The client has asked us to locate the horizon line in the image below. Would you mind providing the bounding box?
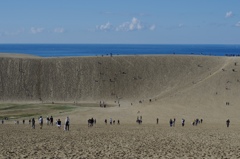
[0,43,240,45]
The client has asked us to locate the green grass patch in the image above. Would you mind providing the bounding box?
[0,103,76,119]
[0,102,102,119]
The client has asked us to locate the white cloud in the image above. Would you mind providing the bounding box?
[116,22,129,31]
[54,28,65,33]
[30,27,44,34]
[0,29,25,36]
[225,11,233,18]
[116,17,144,31]
[96,22,113,31]
[236,21,240,27]
[96,17,155,32]
[149,25,156,31]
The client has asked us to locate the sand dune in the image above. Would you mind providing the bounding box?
[0,55,230,102]
[1,54,240,158]
[1,54,240,122]
[0,53,40,58]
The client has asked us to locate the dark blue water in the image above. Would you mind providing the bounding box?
[0,44,239,57]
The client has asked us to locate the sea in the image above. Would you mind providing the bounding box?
[0,44,239,57]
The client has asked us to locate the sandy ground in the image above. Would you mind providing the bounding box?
[1,55,240,158]
[0,123,239,159]
[0,53,40,58]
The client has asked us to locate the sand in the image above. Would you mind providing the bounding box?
[0,123,239,159]
[0,53,40,58]
[1,54,240,158]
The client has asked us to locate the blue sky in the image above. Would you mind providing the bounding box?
[0,1,239,44]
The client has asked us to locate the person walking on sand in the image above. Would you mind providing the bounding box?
[181,119,185,127]
[50,116,53,126]
[169,119,173,127]
[156,118,159,124]
[110,118,112,125]
[173,118,176,127]
[39,116,43,129]
[226,119,230,127]
[32,118,35,129]
[105,119,107,125]
[57,119,61,129]
[64,117,70,131]
[46,116,50,125]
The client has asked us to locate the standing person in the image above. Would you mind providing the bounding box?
[181,119,185,127]
[39,116,43,129]
[32,118,35,129]
[105,119,107,125]
[169,119,173,127]
[46,116,50,125]
[173,118,176,127]
[110,118,112,125]
[65,117,70,131]
[226,119,230,127]
[57,119,61,129]
[156,118,159,124]
[29,119,31,125]
[50,116,53,126]
[91,118,94,126]
[23,119,25,124]
[2,119,4,124]
[196,119,199,126]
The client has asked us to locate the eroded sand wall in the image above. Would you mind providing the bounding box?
[0,56,226,102]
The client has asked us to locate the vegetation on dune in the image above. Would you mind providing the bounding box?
[0,103,97,119]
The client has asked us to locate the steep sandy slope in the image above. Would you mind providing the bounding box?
[2,54,240,124]
[139,57,240,123]
[0,55,226,103]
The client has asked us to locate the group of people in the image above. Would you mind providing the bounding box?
[88,118,96,127]
[0,116,234,129]
[29,116,70,131]
[99,101,106,108]
[192,118,203,126]
[169,118,176,127]
[46,116,54,125]
[105,118,120,125]
[169,118,203,127]
[167,118,204,127]
[155,118,204,127]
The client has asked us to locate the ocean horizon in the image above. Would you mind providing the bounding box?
[0,44,240,57]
